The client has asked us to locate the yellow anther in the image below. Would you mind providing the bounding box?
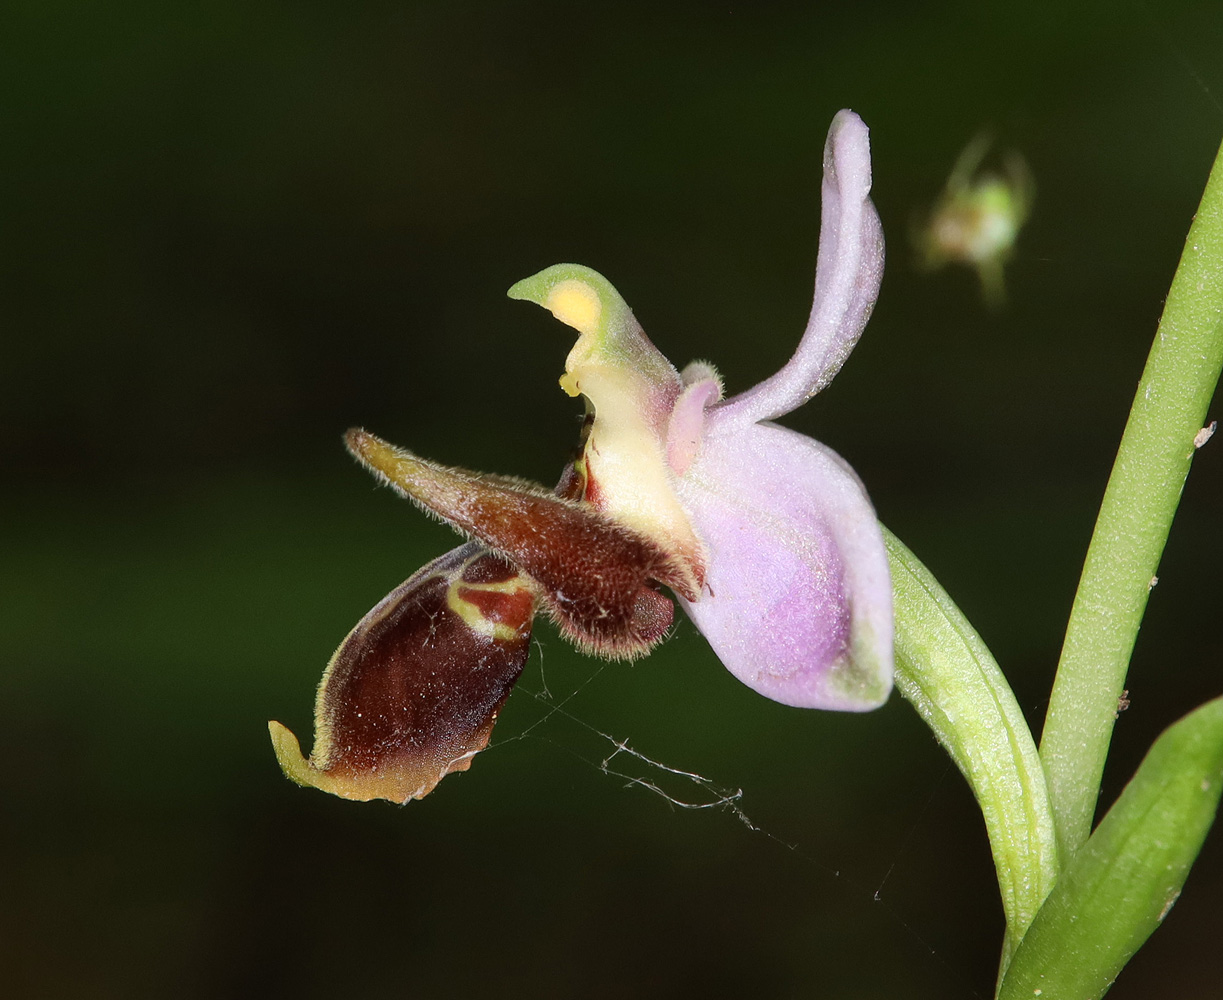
[545,279,601,335]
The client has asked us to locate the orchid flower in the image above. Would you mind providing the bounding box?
[914,132,1034,308]
[269,109,892,804]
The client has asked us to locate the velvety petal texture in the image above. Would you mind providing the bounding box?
[676,421,892,709]
[269,542,535,803]
[345,428,683,657]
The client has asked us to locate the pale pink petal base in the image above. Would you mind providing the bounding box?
[676,421,893,710]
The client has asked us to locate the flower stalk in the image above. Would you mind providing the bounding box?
[1040,135,1223,861]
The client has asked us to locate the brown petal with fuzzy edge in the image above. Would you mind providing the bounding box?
[269,541,535,803]
[346,428,685,658]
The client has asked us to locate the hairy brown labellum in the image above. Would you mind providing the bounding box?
[269,541,535,803]
[346,428,682,658]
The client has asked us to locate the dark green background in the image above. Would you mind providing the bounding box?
[4,2,1222,997]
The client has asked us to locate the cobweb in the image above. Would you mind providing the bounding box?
[476,39,1223,1000]
[490,639,982,1000]
[500,644,755,826]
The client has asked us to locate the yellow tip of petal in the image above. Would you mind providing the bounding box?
[268,720,322,789]
[268,720,467,804]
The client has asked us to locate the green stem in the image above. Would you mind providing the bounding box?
[1040,136,1223,860]
[886,528,1058,965]
[1000,696,1223,1000]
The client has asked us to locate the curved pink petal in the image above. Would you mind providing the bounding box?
[675,421,892,710]
[715,110,885,427]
